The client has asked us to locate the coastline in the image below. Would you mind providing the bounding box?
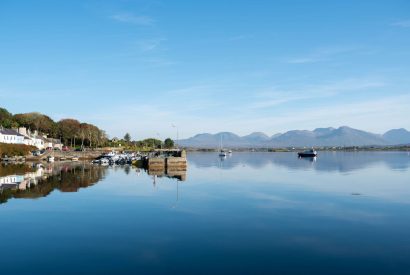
[184,145,410,152]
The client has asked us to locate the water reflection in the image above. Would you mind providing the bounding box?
[147,169,187,181]
[0,153,410,274]
[190,151,410,172]
[0,162,188,205]
[0,162,107,204]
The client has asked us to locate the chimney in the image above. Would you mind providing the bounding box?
[18,127,28,136]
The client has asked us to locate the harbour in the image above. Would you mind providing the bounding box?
[1,1,410,273]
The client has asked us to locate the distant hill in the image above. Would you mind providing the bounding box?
[383,129,410,145]
[178,126,410,148]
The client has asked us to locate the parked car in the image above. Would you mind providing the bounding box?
[62,146,70,151]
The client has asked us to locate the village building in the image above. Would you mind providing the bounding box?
[0,127,62,150]
[0,128,25,145]
[43,137,63,150]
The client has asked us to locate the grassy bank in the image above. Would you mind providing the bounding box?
[0,143,37,157]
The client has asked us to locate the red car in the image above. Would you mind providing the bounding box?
[62,146,70,151]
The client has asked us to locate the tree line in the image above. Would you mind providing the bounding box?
[1,107,176,150]
[0,107,107,148]
[112,133,175,149]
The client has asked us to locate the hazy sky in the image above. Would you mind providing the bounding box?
[1,0,409,139]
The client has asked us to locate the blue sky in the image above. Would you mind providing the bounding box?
[0,0,409,139]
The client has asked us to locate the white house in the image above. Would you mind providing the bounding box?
[0,175,25,189]
[44,137,63,150]
[20,134,44,149]
[0,128,25,145]
[0,127,65,150]
[17,127,45,149]
[0,127,46,149]
[31,137,45,150]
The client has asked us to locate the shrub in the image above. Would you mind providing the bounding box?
[0,143,37,157]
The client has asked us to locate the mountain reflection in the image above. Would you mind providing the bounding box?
[0,163,107,204]
[188,151,410,172]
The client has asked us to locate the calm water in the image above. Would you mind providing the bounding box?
[1,152,410,275]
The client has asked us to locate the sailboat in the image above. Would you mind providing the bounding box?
[218,134,227,157]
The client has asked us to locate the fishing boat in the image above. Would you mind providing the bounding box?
[298,149,317,157]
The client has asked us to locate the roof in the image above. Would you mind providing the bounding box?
[0,128,24,136]
[45,138,62,144]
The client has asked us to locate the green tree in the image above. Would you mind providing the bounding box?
[0,107,18,128]
[57,119,80,146]
[141,138,162,149]
[14,112,55,134]
[124,133,131,143]
[164,138,174,149]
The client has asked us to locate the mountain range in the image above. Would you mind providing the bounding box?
[178,127,410,148]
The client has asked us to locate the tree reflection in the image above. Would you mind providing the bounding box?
[0,163,107,204]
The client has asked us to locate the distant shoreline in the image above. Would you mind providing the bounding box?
[184,145,410,152]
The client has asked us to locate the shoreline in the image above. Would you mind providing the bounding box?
[1,146,409,163]
[185,145,410,152]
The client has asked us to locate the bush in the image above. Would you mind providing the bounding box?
[0,143,37,157]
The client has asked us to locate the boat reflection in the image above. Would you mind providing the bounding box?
[299,156,317,163]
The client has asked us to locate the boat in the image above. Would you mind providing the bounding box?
[218,135,227,157]
[100,158,109,166]
[47,156,55,162]
[71,156,79,161]
[298,149,317,157]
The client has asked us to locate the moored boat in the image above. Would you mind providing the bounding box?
[218,135,227,157]
[298,149,317,157]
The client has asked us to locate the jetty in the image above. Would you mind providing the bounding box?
[142,149,187,177]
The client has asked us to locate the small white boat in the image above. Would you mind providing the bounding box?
[100,158,109,166]
[47,156,55,162]
[105,151,117,158]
